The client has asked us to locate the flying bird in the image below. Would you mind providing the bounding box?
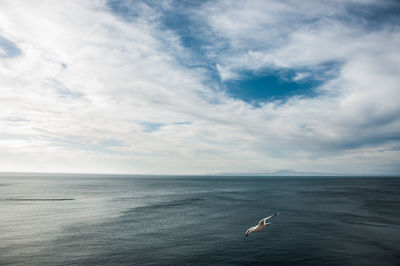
[245,213,279,237]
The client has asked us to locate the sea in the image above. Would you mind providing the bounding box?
[0,174,399,266]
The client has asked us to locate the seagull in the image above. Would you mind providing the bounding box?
[245,213,279,237]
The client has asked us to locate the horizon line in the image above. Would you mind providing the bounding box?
[0,171,398,177]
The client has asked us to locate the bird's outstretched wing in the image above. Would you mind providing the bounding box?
[258,213,279,225]
[264,212,279,221]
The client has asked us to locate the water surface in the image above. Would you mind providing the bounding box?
[0,174,399,265]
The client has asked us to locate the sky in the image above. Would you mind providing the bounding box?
[0,0,399,175]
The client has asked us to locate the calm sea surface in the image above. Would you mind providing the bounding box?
[0,174,399,265]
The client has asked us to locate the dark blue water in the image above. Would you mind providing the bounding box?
[1,174,399,265]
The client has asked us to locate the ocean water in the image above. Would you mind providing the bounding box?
[0,174,399,265]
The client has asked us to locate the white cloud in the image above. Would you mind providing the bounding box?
[0,0,399,174]
[193,0,400,173]
[216,63,238,81]
[292,72,311,82]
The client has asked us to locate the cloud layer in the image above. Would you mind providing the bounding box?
[0,0,399,174]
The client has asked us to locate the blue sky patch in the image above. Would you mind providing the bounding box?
[221,60,343,105]
[222,69,322,104]
[107,0,211,68]
[141,121,164,133]
[6,117,29,123]
[0,36,21,58]
[172,121,192,125]
[57,88,84,99]
[158,1,208,54]
[107,0,142,21]
[344,1,400,30]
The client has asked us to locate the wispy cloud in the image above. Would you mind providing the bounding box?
[0,0,399,174]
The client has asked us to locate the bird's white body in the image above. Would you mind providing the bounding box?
[245,213,279,237]
[246,221,270,234]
